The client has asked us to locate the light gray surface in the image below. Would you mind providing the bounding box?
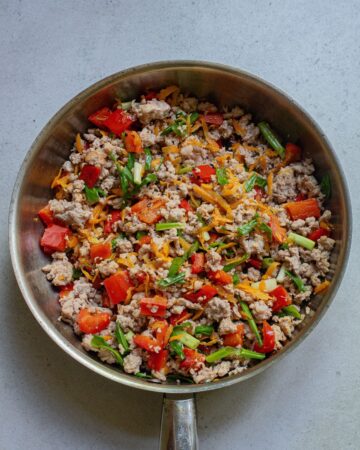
[1,0,359,449]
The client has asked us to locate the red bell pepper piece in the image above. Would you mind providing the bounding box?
[295,193,306,202]
[90,242,112,262]
[38,205,55,227]
[190,253,205,274]
[58,283,74,298]
[269,215,287,244]
[169,310,191,325]
[184,285,218,304]
[191,165,216,184]
[152,320,170,348]
[207,270,232,285]
[248,258,262,270]
[88,107,112,128]
[144,91,157,100]
[140,296,167,318]
[103,270,133,305]
[133,335,160,352]
[104,210,122,234]
[284,143,302,164]
[77,308,111,334]
[204,113,224,125]
[40,224,70,254]
[223,324,244,347]
[179,199,193,213]
[308,227,330,241]
[79,165,101,188]
[125,130,143,153]
[131,198,166,225]
[286,198,321,220]
[104,108,134,135]
[254,186,265,201]
[147,349,168,371]
[180,348,205,370]
[254,321,275,353]
[270,286,291,312]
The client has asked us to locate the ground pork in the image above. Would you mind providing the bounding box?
[49,199,91,228]
[97,259,119,277]
[250,301,272,321]
[42,252,73,286]
[132,99,171,124]
[272,167,297,203]
[205,298,231,321]
[191,361,231,383]
[205,249,223,271]
[218,318,238,335]
[123,350,142,374]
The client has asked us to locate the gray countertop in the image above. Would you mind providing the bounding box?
[1,1,359,449]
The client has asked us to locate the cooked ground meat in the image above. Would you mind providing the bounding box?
[38,86,335,384]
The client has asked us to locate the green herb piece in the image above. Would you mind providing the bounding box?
[120,172,129,196]
[240,301,263,346]
[245,173,267,192]
[168,257,185,278]
[320,173,331,199]
[216,168,228,186]
[115,323,129,354]
[262,258,274,268]
[258,121,285,159]
[141,173,158,186]
[161,125,175,136]
[144,148,152,171]
[233,273,240,285]
[285,270,306,292]
[257,222,272,239]
[189,112,199,124]
[279,243,289,250]
[156,157,164,171]
[157,272,186,288]
[185,240,200,258]
[237,218,258,236]
[171,327,200,349]
[72,268,82,280]
[91,336,123,365]
[155,222,186,231]
[282,305,302,319]
[84,186,101,205]
[223,253,250,272]
[178,166,193,174]
[170,340,185,360]
[194,325,214,336]
[126,153,135,171]
[288,232,315,250]
[135,372,153,379]
[136,230,147,240]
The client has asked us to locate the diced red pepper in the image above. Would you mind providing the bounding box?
[77,308,111,334]
[147,349,168,371]
[270,286,291,312]
[169,310,191,325]
[40,224,70,254]
[285,143,302,164]
[269,215,287,244]
[223,324,244,347]
[79,165,101,188]
[38,205,54,227]
[179,199,193,213]
[90,242,112,262]
[103,270,133,305]
[131,198,166,225]
[295,193,306,202]
[286,198,321,220]
[104,210,122,234]
[254,186,265,201]
[308,227,330,241]
[140,296,167,318]
[254,321,275,353]
[191,165,216,184]
[248,258,262,270]
[204,113,224,125]
[59,283,74,298]
[104,108,134,135]
[144,91,157,100]
[152,320,170,348]
[180,348,205,370]
[207,270,232,285]
[139,235,151,246]
[135,271,147,284]
[190,253,205,274]
[184,285,218,304]
[125,130,143,153]
[88,107,112,128]
[209,232,220,243]
[133,334,160,352]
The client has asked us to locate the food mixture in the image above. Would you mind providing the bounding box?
[38,86,334,384]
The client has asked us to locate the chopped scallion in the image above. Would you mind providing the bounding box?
[216,168,228,186]
[155,222,186,231]
[288,232,315,250]
[223,253,249,272]
[240,301,263,346]
[258,121,285,159]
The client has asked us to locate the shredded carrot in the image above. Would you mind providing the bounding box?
[236,283,271,301]
[192,309,204,321]
[169,334,185,342]
[200,116,220,152]
[314,280,330,294]
[267,171,274,196]
[164,325,174,345]
[262,261,279,279]
[158,85,179,100]
[192,185,233,218]
[67,235,78,249]
[75,133,84,153]
[201,339,218,346]
[319,220,331,231]
[216,242,237,253]
[176,312,192,324]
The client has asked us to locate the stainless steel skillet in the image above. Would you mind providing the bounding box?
[9,61,351,449]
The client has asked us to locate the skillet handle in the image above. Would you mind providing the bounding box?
[159,394,198,450]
